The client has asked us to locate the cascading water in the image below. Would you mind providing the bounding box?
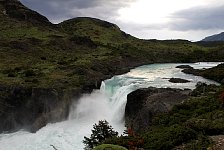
[0,62,222,150]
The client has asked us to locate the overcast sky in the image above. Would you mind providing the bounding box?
[20,0,224,41]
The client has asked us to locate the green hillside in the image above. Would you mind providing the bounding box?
[0,0,224,90]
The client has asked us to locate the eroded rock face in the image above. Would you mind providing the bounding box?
[125,87,191,132]
[0,86,81,133]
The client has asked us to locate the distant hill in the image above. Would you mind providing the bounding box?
[202,32,224,41]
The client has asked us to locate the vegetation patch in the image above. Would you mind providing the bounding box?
[93,144,127,150]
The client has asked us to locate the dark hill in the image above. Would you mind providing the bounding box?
[59,17,132,45]
[0,0,50,25]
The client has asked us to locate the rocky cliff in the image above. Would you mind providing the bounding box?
[125,87,191,132]
[0,86,81,133]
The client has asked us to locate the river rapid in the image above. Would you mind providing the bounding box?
[0,62,222,150]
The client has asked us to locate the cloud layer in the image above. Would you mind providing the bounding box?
[169,4,224,31]
[21,0,136,22]
[20,0,224,40]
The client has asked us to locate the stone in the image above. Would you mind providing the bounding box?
[169,78,190,83]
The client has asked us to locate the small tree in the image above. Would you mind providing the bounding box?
[83,120,118,150]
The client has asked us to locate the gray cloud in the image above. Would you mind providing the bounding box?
[20,0,224,31]
[19,0,224,40]
[168,4,224,31]
[20,0,136,23]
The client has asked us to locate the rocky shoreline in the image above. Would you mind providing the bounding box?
[181,64,224,84]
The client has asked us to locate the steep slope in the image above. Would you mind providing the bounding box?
[202,32,224,41]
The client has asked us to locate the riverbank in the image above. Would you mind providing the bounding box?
[182,63,224,84]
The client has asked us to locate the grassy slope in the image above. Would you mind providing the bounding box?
[0,0,224,91]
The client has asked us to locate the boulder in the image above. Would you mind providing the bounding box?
[125,87,190,132]
[182,68,201,76]
[176,65,193,69]
[169,78,190,83]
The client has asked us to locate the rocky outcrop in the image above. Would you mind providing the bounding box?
[182,68,201,76]
[209,135,224,150]
[169,78,190,83]
[176,65,193,69]
[182,63,224,84]
[125,87,191,132]
[0,85,81,133]
[0,0,51,25]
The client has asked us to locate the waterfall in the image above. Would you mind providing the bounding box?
[0,62,221,150]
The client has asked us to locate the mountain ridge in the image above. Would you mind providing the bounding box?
[202,32,224,41]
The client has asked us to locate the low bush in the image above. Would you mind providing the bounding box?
[93,144,127,150]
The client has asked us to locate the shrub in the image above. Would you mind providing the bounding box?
[23,69,36,77]
[184,134,212,150]
[104,136,144,149]
[143,125,197,149]
[83,120,118,150]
